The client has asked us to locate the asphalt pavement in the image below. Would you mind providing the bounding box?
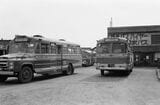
[0,66,160,105]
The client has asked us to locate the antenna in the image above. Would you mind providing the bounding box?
[110,17,113,27]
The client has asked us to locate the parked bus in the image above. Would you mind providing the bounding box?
[81,48,95,67]
[0,35,82,83]
[96,37,134,75]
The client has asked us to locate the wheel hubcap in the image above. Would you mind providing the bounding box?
[22,69,31,79]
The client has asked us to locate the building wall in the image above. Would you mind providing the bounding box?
[151,34,160,44]
[108,32,153,46]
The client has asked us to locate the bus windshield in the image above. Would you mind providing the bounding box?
[9,42,35,53]
[112,42,126,53]
[96,43,111,54]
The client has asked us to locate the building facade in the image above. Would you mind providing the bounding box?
[108,25,160,66]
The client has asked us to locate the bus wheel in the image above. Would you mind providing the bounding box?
[64,64,74,75]
[128,69,132,74]
[0,75,8,82]
[101,70,104,76]
[125,70,131,75]
[18,66,33,83]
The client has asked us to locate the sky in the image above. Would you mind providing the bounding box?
[0,0,160,47]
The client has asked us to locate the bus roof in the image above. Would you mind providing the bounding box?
[14,35,80,47]
[97,37,127,44]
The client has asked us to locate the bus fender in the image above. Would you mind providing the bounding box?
[21,62,34,72]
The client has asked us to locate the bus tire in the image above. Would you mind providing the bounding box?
[130,69,133,73]
[125,70,132,75]
[0,75,8,82]
[64,64,74,75]
[18,66,33,83]
[101,70,104,76]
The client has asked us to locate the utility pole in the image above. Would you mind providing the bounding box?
[110,17,113,27]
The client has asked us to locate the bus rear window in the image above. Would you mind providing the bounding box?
[112,43,126,53]
[96,43,111,54]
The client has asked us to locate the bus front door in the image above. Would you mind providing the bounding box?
[57,45,63,72]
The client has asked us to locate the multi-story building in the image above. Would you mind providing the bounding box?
[108,25,160,66]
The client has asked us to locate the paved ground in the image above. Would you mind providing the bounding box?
[0,66,160,105]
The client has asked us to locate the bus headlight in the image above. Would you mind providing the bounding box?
[9,62,14,70]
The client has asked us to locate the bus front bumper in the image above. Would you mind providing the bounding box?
[0,70,14,75]
[0,68,15,75]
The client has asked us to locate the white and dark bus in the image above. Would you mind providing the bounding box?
[0,35,82,83]
[96,37,134,75]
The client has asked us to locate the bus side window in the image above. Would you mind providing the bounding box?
[35,43,40,54]
[51,43,57,54]
[70,47,76,54]
[63,47,68,54]
[77,47,81,54]
[57,45,62,54]
[41,43,49,54]
[68,47,72,54]
[72,47,76,54]
[70,47,74,54]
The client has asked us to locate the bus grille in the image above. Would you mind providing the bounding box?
[0,61,8,68]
